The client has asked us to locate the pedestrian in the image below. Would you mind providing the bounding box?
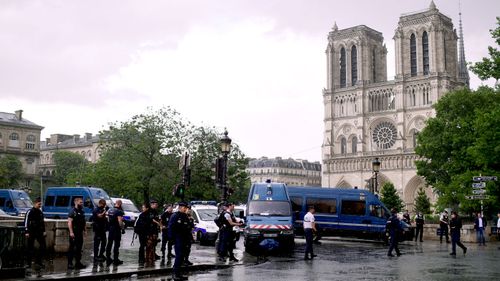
[67,197,87,269]
[106,199,125,266]
[168,202,191,281]
[149,199,161,261]
[474,212,486,246]
[24,197,46,268]
[304,205,317,260]
[92,199,108,264]
[402,210,411,225]
[183,204,195,266]
[137,203,152,265]
[439,210,450,243]
[449,211,467,256]
[414,212,424,242]
[387,208,402,257]
[218,202,242,262]
[160,204,175,262]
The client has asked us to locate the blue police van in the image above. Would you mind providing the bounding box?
[43,186,113,220]
[244,181,294,253]
[0,189,33,217]
[287,186,413,242]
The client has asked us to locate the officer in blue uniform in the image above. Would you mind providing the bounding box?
[168,202,190,281]
[67,197,87,269]
[387,208,402,257]
[106,199,125,266]
[92,199,108,263]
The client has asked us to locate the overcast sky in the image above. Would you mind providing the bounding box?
[1,0,498,162]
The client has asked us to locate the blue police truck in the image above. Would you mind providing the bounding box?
[287,186,413,242]
[43,186,113,220]
[0,189,33,217]
[244,181,294,253]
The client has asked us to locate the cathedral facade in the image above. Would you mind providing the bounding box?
[321,2,469,210]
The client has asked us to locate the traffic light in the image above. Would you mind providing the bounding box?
[172,183,185,198]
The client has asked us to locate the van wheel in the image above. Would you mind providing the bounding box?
[196,231,202,243]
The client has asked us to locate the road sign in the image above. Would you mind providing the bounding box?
[472,189,487,195]
[472,182,486,189]
[473,176,498,182]
[466,195,489,200]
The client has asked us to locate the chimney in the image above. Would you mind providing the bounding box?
[73,134,80,142]
[85,133,92,140]
[15,110,23,120]
[46,138,51,145]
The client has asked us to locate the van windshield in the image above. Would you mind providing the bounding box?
[248,201,291,216]
[13,199,32,208]
[197,209,218,221]
[121,203,139,212]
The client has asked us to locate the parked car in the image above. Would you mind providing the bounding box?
[43,186,112,220]
[189,203,219,245]
[0,189,33,217]
[111,197,140,227]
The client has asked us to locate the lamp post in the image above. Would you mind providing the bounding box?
[372,157,381,193]
[219,129,232,205]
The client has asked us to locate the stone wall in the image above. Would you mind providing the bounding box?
[420,224,498,243]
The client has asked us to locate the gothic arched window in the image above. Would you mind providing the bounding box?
[351,45,357,86]
[351,136,357,154]
[422,31,429,75]
[412,130,419,148]
[340,47,346,88]
[340,137,347,155]
[410,33,417,76]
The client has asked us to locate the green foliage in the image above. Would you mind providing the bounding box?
[414,187,431,215]
[470,17,500,84]
[380,182,404,212]
[415,87,500,215]
[0,155,24,188]
[53,151,89,186]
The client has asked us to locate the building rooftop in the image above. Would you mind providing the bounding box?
[0,110,43,129]
[248,157,321,171]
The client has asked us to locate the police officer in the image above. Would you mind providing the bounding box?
[450,211,467,255]
[439,210,450,243]
[387,208,402,257]
[414,212,424,242]
[106,199,125,266]
[219,203,242,262]
[92,199,108,263]
[146,201,161,265]
[303,205,317,260]
[24,197,46,268]
[160,204,175,261]
[168,202,190,281]
[67,197,87,269]
[183,204,195,266]
[149,199,161,260]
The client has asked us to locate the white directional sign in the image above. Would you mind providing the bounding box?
[473,176,498,182]
[472,189,487,195]
[472,182,486,189]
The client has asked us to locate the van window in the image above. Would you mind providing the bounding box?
[55,196,71,207]
[14,199,32,208]
[0,197,5,207]
[191,211,199,223]
[84,197,93,209]
[341,200,366,216]
[369,205,388,218]
[45,196,55,206]
[290,196,303,213]
[72,196,83,207]
[307,198,337,214]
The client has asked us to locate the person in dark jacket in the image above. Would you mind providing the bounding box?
[474,212,487,246]
[414,212,424,242]
[439,211,450,243]
[160,204,175,262]
[137,203,152,265]
[183,204,195,266]
[168,202,191,281]
[149,199,161,261]
[92,199,108,263]
[387,208,402,257]
[67,197,87,269]
[24,197,46,268]
[106,199,125,266]
[219,202,242,262]
[450,211,467,256]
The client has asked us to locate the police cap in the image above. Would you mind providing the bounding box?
[150,199,158,204]
[178,202,188,207]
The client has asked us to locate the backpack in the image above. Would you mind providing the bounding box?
[134,214,147,235]
[214,211,227,228]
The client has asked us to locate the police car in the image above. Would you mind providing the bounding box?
[111,198,140,227]
[189,201,219,245]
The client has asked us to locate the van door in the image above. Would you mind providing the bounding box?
[305,197,338,234]
[368,204,389,234]
[340,199,369,235]
[289,196,303,231]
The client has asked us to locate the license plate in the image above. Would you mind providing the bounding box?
[263,233,278,237]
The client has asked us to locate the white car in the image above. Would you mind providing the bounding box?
[111,198,141,227]
[189,204,219,245]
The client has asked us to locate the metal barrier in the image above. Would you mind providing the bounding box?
[0,225,25,269]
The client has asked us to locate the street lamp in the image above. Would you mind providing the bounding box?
[372,157,381,193]
[219,129,232,204]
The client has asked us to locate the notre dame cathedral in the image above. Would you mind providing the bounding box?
[321,1,469,210]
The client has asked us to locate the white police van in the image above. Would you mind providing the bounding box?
[111,198,140,227]
[189,201,219,245]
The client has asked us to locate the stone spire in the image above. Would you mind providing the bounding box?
[458,1,470,87]
[332,21,338,32]
[429,0,436,10]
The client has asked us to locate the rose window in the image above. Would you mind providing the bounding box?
[372,121,397,149]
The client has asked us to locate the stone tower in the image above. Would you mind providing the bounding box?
[322,1,467,210]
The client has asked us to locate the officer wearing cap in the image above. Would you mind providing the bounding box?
[168,202,191,281]
[149,199,161,261]
[387,208,402,257]
[183,204,195,266]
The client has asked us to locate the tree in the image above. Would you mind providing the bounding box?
[0,155,24,187]
[470,17,500,85]
[414,187,431,215]
[380,182,404,212]
[53,151,89,185]
[415,86,500,215]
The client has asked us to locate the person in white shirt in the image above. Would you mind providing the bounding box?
[303,206,317,260]
[474,212,486,246]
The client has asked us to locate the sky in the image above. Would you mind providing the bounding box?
[1,0,498,162]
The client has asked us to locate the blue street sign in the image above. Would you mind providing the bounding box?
[473,176,498,182]
[472,182,486,189]
[472,189,486,195]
